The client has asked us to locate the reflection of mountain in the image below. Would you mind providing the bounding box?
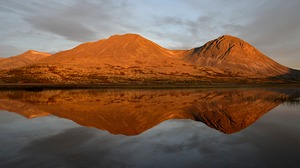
[0,89,297,135]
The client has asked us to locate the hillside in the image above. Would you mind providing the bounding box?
[0,50,51,69]
[182,35,291,77]
[41,34,179,66]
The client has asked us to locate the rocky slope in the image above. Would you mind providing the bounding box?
[182,35,290,77]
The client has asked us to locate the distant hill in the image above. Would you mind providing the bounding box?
[0,34,299,84]
[0,50,51,69]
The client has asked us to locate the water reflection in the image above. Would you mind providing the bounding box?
[0,88,299,135]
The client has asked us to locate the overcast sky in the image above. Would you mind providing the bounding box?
[0,0,299,69]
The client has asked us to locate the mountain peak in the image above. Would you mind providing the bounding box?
[184,35,289,76]
[219,35,240,40]
[210,35,250,49]
[41,33,176,66]
[109,33,153,44]
[106,33,146,42]
[25,50,39,54]
[187,35,255,61]
[22,50,51,56]
[110,33,142,38]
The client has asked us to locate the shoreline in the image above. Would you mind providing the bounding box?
[0,83,299,90]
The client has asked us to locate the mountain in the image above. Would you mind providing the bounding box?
[183,35,291,77]
[0,89,295,135]
[0,34,211,84]
[0,50,51,69]
[0,33,299,84]
[41,33,179,67]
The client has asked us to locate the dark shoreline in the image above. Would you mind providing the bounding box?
[0,83,299,91]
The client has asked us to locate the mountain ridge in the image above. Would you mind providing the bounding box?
[0,33,299,84]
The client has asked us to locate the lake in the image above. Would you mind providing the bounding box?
[0,88,299,168]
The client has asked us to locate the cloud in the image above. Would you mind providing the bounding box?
[0,45,23,57]
[150,15,240,49]
[24,16,97,42]
[1,0,135,42]
[21,0,135,42]
[0,0,299,68]
[233,0,300,68]
[238,0,300,47]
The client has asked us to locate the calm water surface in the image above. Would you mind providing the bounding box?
[0,88,299,168]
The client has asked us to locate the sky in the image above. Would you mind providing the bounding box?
[0,0,299,69]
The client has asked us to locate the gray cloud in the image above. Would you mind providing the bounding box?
[0,45,23,57]
[24,16,97,42]
[239,0,300,46]
[1,0,135,43]
[234,0,300,68]
[151,15,240,49]
[21,0,135,42]
[0,5,14,13]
